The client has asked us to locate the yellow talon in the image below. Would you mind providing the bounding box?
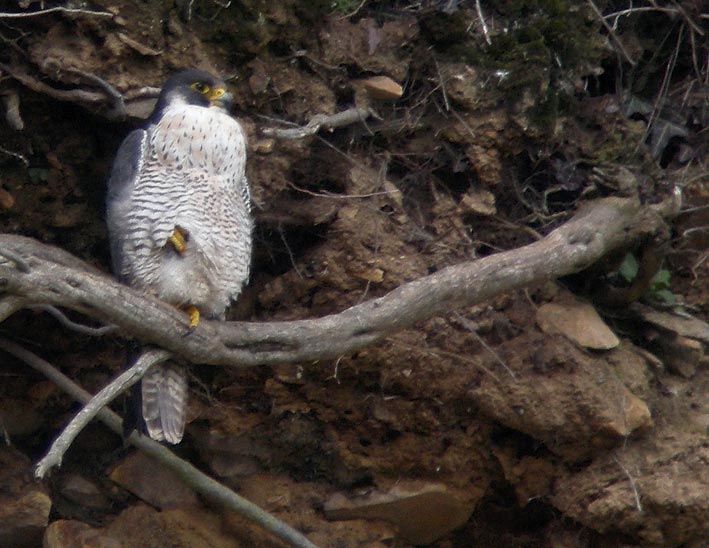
[187,306,200,330]
[168,227,188,254]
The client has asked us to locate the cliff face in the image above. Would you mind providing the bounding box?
[0,2,708,546]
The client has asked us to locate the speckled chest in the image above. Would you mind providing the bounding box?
[146,104,246,179]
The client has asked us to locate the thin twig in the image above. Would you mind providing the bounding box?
[287,180,397,200]
[0,145,29,165]
[26,304,119,336]
[0,6,114,18]
[339,0,367,19]
[0,337,321,548]
[475,0,492,45]
[606,6,677,23]
[278,224,303,279]
[432,53,450,112]
[640,24,683,152]
[392,339,501,382]
[35,348,171,477]
[613,454,643,512]
[453,312,517,379]
[587,0,637,66]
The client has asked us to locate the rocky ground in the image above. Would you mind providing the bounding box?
[0,1,708,547]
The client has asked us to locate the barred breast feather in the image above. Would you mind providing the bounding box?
[107,103,252,317]
[107,102,252,444]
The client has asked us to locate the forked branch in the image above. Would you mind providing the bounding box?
[0,196,676,369]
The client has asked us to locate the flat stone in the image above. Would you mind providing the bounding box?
[60,474,111,510]
[105,504,240,548]
[0,491,52,547]
[358,75,403,100]
[459,186,496,216]
[324,482,473,545]
[659,335,703,378]
[631,302,709,343]
[537,300,619,350]
[109,452,198,509]
[44,520,120,548]
[469,334,653,461]
[0,447,51,547]
[0,398,43,438]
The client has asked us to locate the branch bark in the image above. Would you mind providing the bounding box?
[0,197,672,369]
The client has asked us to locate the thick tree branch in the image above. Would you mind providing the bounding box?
[0,197,673,368]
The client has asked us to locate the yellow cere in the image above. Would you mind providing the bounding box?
[208,88,226,101]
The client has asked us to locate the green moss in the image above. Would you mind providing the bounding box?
[424,1,611,133]
[329,0,362,13]
[419,10,474,47]
[483,3,604,73]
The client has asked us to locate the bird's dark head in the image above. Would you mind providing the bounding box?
[152,69,233,119]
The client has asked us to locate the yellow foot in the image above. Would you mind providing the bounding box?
[168,226,189,254]
[183,305,200,337]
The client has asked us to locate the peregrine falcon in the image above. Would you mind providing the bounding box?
[106,69,252,444]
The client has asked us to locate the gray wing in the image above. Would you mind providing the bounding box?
[106,129,147,279]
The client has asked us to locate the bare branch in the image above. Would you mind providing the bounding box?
[123,86,161,101]
[0,337,321,548]
[0,145,29,166]
[64,68,127,118]
[0,197,673,369]
[1,88,24,130]
[261,107,374,139]
[0,6,114,18]
[0,63,107,106]
[26,304,118,336]
[35,348,171,478]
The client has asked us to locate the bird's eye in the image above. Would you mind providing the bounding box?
[191,82,210,94]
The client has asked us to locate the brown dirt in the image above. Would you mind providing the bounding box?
[1,2,708,547]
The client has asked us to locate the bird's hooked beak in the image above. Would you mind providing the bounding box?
[208,87,233,110]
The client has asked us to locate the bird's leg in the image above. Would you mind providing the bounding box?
[167,226,189,254]
[183,305,200,336]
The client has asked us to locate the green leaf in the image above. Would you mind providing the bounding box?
[618,253,638,282]
[652,289,676,306]
[651,269,671,288]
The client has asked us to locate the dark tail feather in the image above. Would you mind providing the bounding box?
[141,362,187,444]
